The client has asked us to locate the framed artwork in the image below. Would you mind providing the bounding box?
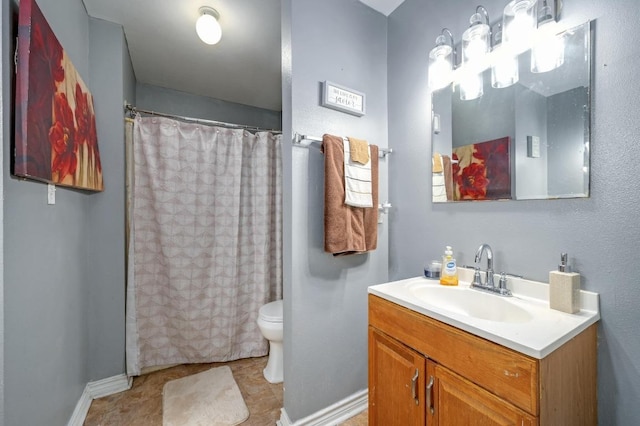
[452,137,511,201]
[14,0,103,191]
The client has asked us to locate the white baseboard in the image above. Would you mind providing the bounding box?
[87,373,132,399]
[277,389,367,426]
[67,374,133,426]
[67,387,93,426]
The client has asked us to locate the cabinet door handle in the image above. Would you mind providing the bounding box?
[411,369,419,405]
[426,375,435,414]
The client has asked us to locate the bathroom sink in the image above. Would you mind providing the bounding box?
[408,283,532,323]
[369,273,600,358]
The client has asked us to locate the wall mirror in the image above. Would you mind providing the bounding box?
[431,21,591,202]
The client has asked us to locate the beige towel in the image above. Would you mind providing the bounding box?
[322,134,378,256]
[348,136,370,164]
[432,152,443,173]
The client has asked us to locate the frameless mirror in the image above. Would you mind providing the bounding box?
[431,21,591,202]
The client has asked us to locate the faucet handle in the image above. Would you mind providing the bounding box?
[473,267,483,286]
[496,272,514,296]
[498,272,508,289]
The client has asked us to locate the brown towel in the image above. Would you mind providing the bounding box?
[348,136,370,164]
[442,155,453,201]
[322,134,378,256]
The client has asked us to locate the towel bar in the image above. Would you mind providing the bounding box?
[293,133,393,158]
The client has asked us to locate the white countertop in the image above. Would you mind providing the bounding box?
[368,268,600,359]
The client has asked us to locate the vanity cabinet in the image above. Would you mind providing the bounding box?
[368,295,597,426]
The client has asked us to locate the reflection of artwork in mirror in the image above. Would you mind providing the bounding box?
[431,21,591,202]
[452,137,511,201]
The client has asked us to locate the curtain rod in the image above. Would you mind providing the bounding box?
[124,103,282,134]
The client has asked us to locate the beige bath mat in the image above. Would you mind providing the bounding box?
[163,366,249,426]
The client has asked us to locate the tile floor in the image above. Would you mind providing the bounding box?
[84,356,368,425]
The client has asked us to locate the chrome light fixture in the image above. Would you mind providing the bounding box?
[503,0,537,54]
[196,6,222,45]
[490,22,519,88]
[531,0,564,72]
[428,29,455,91]
[460,6,490,100]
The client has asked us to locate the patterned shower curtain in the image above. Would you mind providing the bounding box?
[125,115,282,376]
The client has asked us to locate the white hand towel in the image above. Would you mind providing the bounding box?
[343,138,373,208]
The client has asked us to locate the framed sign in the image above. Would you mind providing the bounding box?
[321,81,366,117]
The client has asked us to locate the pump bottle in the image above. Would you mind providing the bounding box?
[440,246,459,286]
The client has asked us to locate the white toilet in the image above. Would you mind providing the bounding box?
[257,299,283,383]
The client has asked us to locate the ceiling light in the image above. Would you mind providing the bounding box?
[196,7,222,45]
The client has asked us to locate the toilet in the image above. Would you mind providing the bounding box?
[257,299,283,383]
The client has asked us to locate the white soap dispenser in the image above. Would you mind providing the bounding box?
[549,253,581,313]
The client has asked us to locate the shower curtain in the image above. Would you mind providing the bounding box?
[125,115,282,375]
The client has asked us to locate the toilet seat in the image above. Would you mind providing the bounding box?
[259,300,283,323]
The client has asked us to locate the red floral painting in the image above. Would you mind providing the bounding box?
[452,137,511,201]
[14,0,103,191]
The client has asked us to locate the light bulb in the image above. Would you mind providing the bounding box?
[492,54,519,88]
[460,73,483,101]
[503,0,537,53]
[462,20,490,65]
[466,38,488,61]
[196,8,222,45]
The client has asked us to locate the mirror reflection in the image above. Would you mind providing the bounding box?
[431,21,591,202]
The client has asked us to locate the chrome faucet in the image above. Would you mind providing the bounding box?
[474,243,495,288]
[471,243,513,297]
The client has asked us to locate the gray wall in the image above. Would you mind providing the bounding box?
[136,83,281,130]
[2,1,132,424]
[87,17,132,380]
[284,0,388,421]
[4,0,91,424]
[123,34,136,110]
[389,0,640,424]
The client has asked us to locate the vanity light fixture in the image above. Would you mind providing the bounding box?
[531,0,564,72]
[460,6,491,100]
[502,0,537,54]
[428,28,455,90]
[196,6,222,45]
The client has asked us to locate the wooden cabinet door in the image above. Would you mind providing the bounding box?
[433,362,537,426]
[369,327,426,426]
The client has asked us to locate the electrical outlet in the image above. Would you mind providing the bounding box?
[47,184,56,205]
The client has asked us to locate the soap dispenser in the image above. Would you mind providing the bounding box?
[549,253,581,313]
[440,246,458,286]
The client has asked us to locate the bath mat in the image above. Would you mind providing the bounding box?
[163,366,249,426]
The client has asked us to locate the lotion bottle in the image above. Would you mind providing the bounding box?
[440,246,459,286]
[549,253,581,313]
